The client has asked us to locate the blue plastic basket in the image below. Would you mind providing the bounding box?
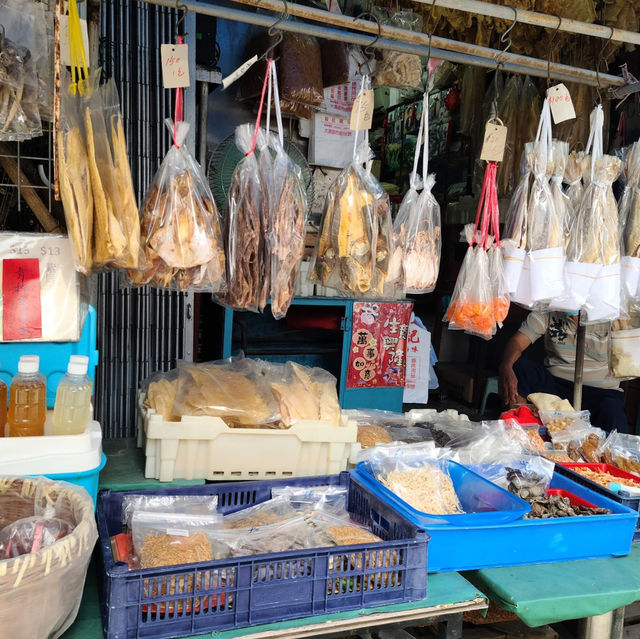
[0,305,98,408]
[354,460,531,526]
[96,473,428,639]
[349,471,638,573]
[43,452,106,505]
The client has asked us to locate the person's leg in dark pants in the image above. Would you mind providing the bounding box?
[513,359,565,399]
[580,387,629,433]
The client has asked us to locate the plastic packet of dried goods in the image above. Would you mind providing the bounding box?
[446,244,495,339]
[279,33,323,106]
[83,72,129,269]
[373,453,464,516]
[549,140,570,243]
[130,119,226,291]
[489,244,509,326]
[468,455,554,494]
[564,150,588,225]
[516,76,540,182]
[610,326,640,378]
[131,511,219,568]
[172,358,282,427]
[142,368,179,421]
[539,409,592,435]
[223,495,301,529]
[122,494,219,529]
[0,516,74,558]
[223,122,263,309]
[266,360,340,426]
[256,128,273,312]
[497,75,522,197]
[619,143,640,312]
[269,65,308,320]
[101,79,143,269]
[58,70,93,274]
[270,485,348,515]
[306,511,381,547]
[209,516,310,559]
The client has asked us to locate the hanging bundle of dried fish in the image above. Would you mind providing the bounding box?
[256,129,273,312]
[563,150,588,237]
[57,77,93,274]
[270,137,307,320]
[223,123,263,309]
[497,76,521,197]
[129,119,226,291]
[310,164,380,297]
[620,143,640,257]
[549,141,570,247]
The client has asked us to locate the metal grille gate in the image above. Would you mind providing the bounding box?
[96,0,190,438]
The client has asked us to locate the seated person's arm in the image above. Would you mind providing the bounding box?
[499,332,532,406]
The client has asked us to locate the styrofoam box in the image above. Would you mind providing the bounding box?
[0,419,102,474]
[141,405,359,482]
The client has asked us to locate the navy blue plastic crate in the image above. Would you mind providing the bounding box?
[0,304,98,407]
[96,473,428,639]
[555,463,640,542]
[349,470,638,573]
[354,459,531,526]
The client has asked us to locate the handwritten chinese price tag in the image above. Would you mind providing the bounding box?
[547,83,576,124]
[222,55,258,90]
[480,120,508,162]
[350,88,374,131]
[2,259,42,341]
[161,43,190,88]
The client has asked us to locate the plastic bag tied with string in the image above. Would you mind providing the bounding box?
[446,161,505,339]
[618,141,640,312]
[389,92,441,295]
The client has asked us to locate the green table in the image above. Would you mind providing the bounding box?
[101,438,205,490]
[62,571,486,639]
[465,544,640,635]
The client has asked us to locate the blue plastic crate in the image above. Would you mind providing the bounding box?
[349,471,638,573]
[43,452,106,505]
[554,463,640,542]
[96,472,428,639]
[0,305,98,408]
[354,460,531,526]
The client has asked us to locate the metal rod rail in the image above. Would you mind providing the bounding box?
[413,0,640,47]
[138,0,625,87]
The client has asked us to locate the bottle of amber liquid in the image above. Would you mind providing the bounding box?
[8,355,46,437]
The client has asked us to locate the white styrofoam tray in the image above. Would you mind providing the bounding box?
[0,419,102,474]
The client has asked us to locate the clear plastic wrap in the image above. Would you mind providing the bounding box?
[310,133,390,297]
[58,70,93,274]
[172,358,282,427]
[269,65,308,319]
[256,128,273,312]
[122,495,219,529]
[0,0,44,141]
[497,76,522,197]
[0,516,74,558]
[470,456,554,495]
[130,120,226,291]
[131,511,220,568]
[279,33,323,106]
[224,122,264,309]
[619,142,640,311]
[610,326,640,378]
[549,140,570,246]
[222,496,300,529]
[538,409,591,436]
[305,511,382,547]
[563,150,588,234]
[270,485,348,515]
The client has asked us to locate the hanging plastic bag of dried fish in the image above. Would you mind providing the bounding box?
[388,93,441,295]
[268,63,307,320]
[0,0,44,141]
[310,87,395,298]
[128,118,226,291]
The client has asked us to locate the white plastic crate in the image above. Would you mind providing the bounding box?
[0,419,102,474]
[141,406,358,482]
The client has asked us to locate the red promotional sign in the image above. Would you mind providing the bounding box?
[347,302,413,389]
[3,259,42,341]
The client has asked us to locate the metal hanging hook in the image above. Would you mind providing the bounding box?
[499,5,518,57]
[492,6,517,118]
[547,15,562,87]
[174,0,188,39]
[354,12,380,76]
[260,0,288,59]
[595,26,615,105]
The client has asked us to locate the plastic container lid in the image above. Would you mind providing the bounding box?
[18,355,40,374]
[68,355,89,376]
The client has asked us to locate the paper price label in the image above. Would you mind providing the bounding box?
[161,43,190,88]
[350,88,374,131]
[547,83,576,124]
[222,55,258,90]
[60,15,90,67]
[480,121,508,162]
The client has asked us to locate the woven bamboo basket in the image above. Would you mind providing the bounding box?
[0,476,98,639]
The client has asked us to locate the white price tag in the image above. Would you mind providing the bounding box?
[161,43,190,88]
[480,121,508,162]
[222,55,258,90]
[59,15,90,67]
[547,83,576,124]
[350,88,374,131]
